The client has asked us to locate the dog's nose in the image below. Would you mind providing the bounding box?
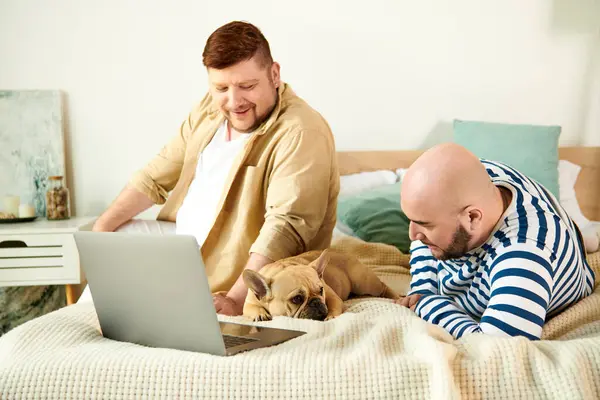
[307,297,321,307]
[307,297,328,321]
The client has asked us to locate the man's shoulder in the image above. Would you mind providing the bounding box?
[275,84,332,136]
[486,230,556,267]
[187,91,219,124]
[480,159,529,187]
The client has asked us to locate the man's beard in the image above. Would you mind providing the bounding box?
[227,88,278,133]
[226,107,260,133]
[436,224,472,261]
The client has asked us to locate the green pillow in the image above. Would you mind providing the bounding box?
[337,182,411,254]
[453,119,561,198]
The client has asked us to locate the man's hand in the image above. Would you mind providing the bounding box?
[92,220,112,232]
[213,292,243,316]
[217,253,273,317]
[395,294,423,311]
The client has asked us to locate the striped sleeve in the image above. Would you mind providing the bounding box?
[415,245,553,340]
[407,241,439,296]
[481,246,552,340]
[414,295,480,339]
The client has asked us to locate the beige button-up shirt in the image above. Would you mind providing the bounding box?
[129,83,340,293]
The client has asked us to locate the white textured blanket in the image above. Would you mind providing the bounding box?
[1,237,599,400]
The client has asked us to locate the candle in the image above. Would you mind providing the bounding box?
[2,196,20,217]
[19,204,36,218]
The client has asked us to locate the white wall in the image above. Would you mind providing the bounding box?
[1,0,599,217]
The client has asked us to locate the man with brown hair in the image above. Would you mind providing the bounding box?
[92,21,339,316]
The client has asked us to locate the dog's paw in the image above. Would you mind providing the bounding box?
[254,311,272,322]
[247,307,272,322]
[245,313,272,322]
[324,311,341,321]
[243,302,272,322]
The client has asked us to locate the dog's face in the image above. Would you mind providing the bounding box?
[243,251,330,320]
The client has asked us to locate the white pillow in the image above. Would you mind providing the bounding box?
[339,170,397,197]
[113,219,177,235]
[559,160,590,228]
[396,168,408,182]
[581,224,600,254]
[558,160,598,253]
[336,170,398,237]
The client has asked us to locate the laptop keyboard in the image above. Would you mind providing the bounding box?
[223,335,259,348]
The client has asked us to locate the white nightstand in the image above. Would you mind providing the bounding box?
[0,217,96,305]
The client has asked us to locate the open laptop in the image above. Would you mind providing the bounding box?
[73,231,305,356]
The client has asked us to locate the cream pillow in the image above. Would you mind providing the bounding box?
[559,160,590,227]
[339,170,397,197]
[558,160,598,253]
[337,170,398,236]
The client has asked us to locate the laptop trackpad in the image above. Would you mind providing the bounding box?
[222,335,258,349]
[219,321,262,337]
[219,322,262,349]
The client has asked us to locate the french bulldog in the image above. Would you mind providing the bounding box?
[242,249,400,322]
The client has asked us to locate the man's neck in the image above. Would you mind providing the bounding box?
[226,122,246,142]
[498,186,512,213]
[471,185,513,249]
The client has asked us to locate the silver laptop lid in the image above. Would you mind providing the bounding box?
[74,232,227,356]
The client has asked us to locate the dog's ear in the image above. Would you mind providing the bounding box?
[311,250,330,278]
[243,270,271,300]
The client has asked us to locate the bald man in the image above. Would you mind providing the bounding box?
[397,143,595,340]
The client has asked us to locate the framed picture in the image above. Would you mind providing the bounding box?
[0,90,67,217]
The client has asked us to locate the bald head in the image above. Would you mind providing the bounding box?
[402,143,508,260]
[402,143,495,214]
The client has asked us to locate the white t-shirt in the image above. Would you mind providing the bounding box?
[176,122,251,247]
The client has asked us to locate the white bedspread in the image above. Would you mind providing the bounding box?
[1,237,599,400]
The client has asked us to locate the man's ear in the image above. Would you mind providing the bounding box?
[271,62,281,88]
[466,207,484,231]
[242,270,271,300]
[310,250,330,278]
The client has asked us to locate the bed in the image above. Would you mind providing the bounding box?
[0,147,599,399]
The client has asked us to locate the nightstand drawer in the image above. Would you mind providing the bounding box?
[0,234,68,267]
[0,234,80,284]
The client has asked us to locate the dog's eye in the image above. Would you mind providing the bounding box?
[320,287,324,295]
[291,295,304,305]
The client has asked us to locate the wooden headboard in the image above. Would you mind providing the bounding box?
[337,146,600,221]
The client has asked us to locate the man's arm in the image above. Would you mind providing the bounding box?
[407,241,439,296]
[92,185,154,232]
[249,130,336,262]
[214,253,273,315]
[93,101,201,231]
[227,253,273,302]
[413,247,553,340]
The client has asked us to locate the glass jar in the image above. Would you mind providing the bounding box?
[45,176,70,220]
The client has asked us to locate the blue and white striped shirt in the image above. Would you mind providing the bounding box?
[408,159,595,340]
